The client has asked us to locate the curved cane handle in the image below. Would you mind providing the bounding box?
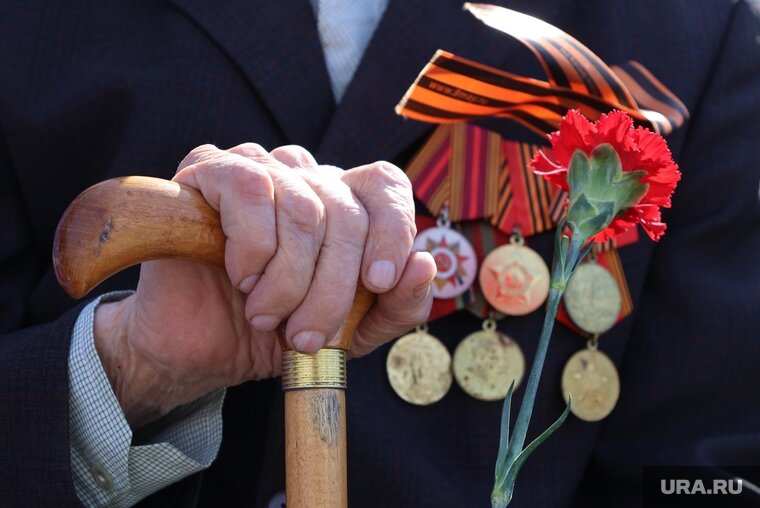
[52,175,375,351]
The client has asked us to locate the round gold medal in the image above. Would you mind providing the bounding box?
[561,348,620,422]
[564,263,622,334]
[452,321,525,401]
[479,236,550,316]
[386,327,452,406]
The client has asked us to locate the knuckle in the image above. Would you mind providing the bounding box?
[228,142,268,158]
[178,143,220,170]
[370,160,406,182]
[271,145,317,167]
[234,164,274,199]
[374,213,415,246]
[282,192,326,238]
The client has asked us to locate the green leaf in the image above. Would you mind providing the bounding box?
[613,169,649,210]
[566,193,597,227]
[494,381,515,483]
[567,149,590,199]
[575,200,614,239]
[586,144,620,198]
[492,397,573,508]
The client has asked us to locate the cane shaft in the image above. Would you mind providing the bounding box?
[285,388,348,508]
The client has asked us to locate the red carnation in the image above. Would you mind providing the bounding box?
[531,110,681,242]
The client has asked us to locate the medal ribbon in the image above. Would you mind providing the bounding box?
[406,123,501,221]
[395,5,688,136]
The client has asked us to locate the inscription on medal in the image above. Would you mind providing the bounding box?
[561,349,620,422]
[453,330,525,401]
[386,331,452,406]
[564,263,622,334]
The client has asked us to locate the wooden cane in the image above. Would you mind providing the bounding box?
[53,175,375,508]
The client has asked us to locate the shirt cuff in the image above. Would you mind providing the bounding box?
[68,292,225,508]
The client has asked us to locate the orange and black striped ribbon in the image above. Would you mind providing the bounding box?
[492,140,562,237]
[396,4,688,137]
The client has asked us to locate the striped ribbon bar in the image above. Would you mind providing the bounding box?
[492,140,562,237]
[396,4,688,136]
[405,123,501,221]
[407,123,640,247]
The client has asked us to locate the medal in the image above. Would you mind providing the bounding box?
[479,233,550,316]
[560,259,622,421]
[452,318,525,401]
[561,339,620,422]
[386,325,452,406]
[563,262,622,334]
[412,207,477,299]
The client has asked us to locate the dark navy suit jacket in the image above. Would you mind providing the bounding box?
[1,1,758,506]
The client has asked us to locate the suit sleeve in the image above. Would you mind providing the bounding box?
[0,134,84,504]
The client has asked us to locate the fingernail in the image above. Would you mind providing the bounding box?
[250,314,280,331]
[367,260,396,289]
[413,281,432,299]
[293,331,326,353]
[238,274,260,293]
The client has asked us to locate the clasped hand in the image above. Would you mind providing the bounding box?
[92,143,436,427]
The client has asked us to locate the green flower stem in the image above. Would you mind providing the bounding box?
[491,234,586,508]
[506,286,562,458]
[508,235,582,457]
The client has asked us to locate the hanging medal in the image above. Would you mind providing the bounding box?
[412,205,477,299]
[560,255,622,421]
[479,230,550,316]
[452,316,525,401]
[386,324,452,406]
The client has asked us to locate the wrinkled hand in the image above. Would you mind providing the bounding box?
[93,143,435,428]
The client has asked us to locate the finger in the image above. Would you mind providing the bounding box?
[172,144,276,293]
[269,145,319,168]
[341,161,416,293]
[349,251,436,357]
[277,164,369,353]
[228,144,327,340]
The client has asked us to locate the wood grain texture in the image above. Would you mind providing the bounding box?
[53,176,225,298]
[285,389,348,508]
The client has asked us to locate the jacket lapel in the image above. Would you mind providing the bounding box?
[168,0,335,149]
[314,0,533,168]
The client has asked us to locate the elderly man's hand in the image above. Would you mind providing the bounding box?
[92,143,435,428]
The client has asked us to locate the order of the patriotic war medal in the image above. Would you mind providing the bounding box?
[564,263,622,334]
[413,226,477,299]
[452,319,525,401]
[386,326,452,405]
[561,348,620,421]
[479,234,550,316]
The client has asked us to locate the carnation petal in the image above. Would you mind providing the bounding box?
[552,109,596,165]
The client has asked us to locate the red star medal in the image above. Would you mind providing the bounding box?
[413,227,477,299]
